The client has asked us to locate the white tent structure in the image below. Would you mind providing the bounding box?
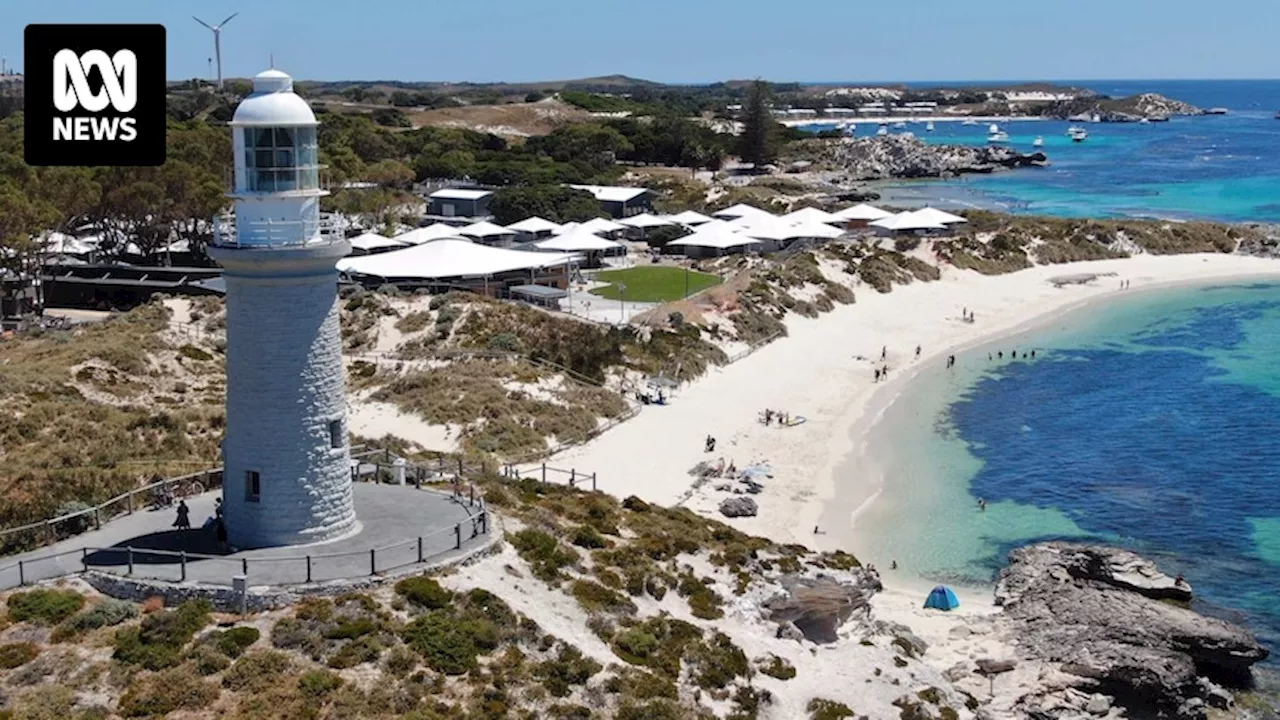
[338,237,575,280]
[787,220,846,239]
[534,229,624,253]
[732,215,795,242]
[347,232,407,253]
[575,217,628,235]
[394,224,460,245]
[506,216,562,235]
[41,232,99,255]
[869,211,947,233]
[667,224,761,254]
[834,204,893,222]
[712,203,774,221]
[783,207,844,226]
[618,213,674,229]
[459,221,518,242]
[669,210,714,227]
[912,207,968,225]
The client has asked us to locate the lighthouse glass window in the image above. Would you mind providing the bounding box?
[244,126,319,192]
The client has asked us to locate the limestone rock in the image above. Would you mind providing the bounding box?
[719,496,758,518]
[994,542,1268,719]
[764,574,876,643]
[808,134,1048,181]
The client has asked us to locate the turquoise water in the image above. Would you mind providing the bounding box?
[804,80,1280,222]
[855,282,1280,648]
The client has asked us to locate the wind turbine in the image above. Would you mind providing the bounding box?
[193,13,238,90]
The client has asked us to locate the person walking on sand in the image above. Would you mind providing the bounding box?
[173,500,190,531]
[997,351,1003,359]
[881,346,887,361]
[916,345,921,358]
[978,498,988,512]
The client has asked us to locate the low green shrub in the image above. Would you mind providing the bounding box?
[570,580,637,615]
[113,599,212,670]
[298,669,344,698]
[401,609,497,675]
[569,524,609,549]
[688,631,749,690]
[178,344,213,362]
[187,645,231,675]
[6,588,85,625]
[508,528,578,581]
[214,626,260,658]
[118,666,220,718]
[533,644,603,697]
[52,598,139,641]
[758,653,797,680]
[0,641,39,669]
[328,635,384,669]
[222,649,293,693]
[808,698,855,720]
[395,576,453,610]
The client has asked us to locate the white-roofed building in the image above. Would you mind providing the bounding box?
[670,210,714,227]
[394,223,462,245]
[346,232,407,256]
[783,206,844,226]
[574,217,628,236]
[834,204,893,227]
[869,211,948,235]
[712,203,774,221]
[427,187,494,221]
[459,220,518,247]
[338,237,576,295]
[667,223,761,258]
[568,184,654,218]
[617,213,673,230]
[911,207,968,226]
[506,216,562,240]
[533,229,625,264]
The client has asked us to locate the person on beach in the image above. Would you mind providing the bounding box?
[997,351,1003,359]
[978,498,988,512]
[173,500,190,531]
[1011,350,1017,359]
[881,346,887,361]
[874,368,882,382]
[891,559,898,570]
[916,345,921,358]
[1030,350,1036,358]
[705,435,716,452]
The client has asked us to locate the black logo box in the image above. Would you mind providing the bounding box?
[24,24,166,167]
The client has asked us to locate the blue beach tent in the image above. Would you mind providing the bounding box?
[923,585,960,611]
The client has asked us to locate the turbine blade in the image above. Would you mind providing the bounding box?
[193,16,214,30]
[220,12,238,27]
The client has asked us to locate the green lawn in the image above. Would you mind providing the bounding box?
[587,266,722,302]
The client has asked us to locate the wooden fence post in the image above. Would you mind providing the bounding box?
[127,547,134,576]
[17,560,25,586]
[455,524,462,550]
[94,508,101,530]
[541,464,547,484]
[370,549,377,576]
[306,556,312,583]
[241,558,248,576]
[570,468,576,486]
[417,537,424,563]
[592,472,597,492]
[180,551,187,582]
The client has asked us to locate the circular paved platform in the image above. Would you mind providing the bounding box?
[3,483,488,589]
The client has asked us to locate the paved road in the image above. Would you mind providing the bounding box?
[0,483,487,589]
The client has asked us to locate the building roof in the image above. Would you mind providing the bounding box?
[668,224,762,250]
[534,230,624,252]
[617,213,674,229]
[506,216,562,234]
[575,217,628,235]
[783,207,844,225]
[394,224,462,245]
[459,221,516,238]
[337,238,576,280]
[231,68,317,127]
[870,211,947,232]
[429,188,493,201]
[788,220,846,239]
[712,203,774,220]
[834,204,893,221]
[911,207,968,225]
[568,184,651,203]
[669,210,715,226]
[347,233,407,251]
[510,284,569,300]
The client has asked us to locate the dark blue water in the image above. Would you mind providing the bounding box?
[949,283,1280,648]
[803,80,1280,222]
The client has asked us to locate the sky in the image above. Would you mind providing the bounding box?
[3,0,1279,84]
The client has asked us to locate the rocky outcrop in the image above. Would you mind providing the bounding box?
[812,135,1048,181]
[763,574,877,643]
[719,496,758,518]
[1043,92,1202,121]
[994,543,1268,719]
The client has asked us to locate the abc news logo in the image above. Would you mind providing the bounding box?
[25,24,166,166]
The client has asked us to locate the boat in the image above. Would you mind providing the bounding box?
[1139,117,1149,124]
[987,131,1009,143]
[1068,127,1089,142]
[876,124,888,136]
[961,118,979,126]
[1205,107,1229,115]
[892,121,907,129]
[926,121,935,132]
[988,123,1000,134]
[1275,111,1280,120]
[1032,136,1044,148]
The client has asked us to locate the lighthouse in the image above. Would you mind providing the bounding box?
[208,68,356,549]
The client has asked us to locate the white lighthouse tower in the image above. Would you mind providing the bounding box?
[208,68,357,549]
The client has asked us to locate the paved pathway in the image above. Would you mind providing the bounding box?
[0,483,486,589]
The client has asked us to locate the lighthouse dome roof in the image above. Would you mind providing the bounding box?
[232,68,317,127]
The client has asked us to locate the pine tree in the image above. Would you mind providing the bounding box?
[738,80,778,168]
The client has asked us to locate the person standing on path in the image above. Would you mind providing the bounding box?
[173,500,190,531]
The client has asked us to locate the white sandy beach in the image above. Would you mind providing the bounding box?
[538,252,1280,569]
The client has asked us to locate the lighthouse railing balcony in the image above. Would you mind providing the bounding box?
[212,212,344,249]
